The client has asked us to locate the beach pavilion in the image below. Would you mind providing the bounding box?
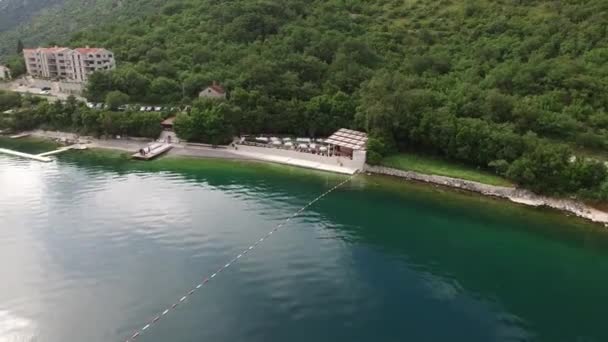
[324,128,368,159]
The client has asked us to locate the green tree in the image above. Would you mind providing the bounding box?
[105,91,130,110]
[16,39,23,55]
[0,90,21,111]
[174,106,232,145]
[5,55,25,78]
[86,72,114,102]
[506,144,574,194]
[150,77,180,103]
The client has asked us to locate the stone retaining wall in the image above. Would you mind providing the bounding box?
[364,164,608,225]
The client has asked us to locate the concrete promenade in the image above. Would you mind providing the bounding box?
[27,130,361,174]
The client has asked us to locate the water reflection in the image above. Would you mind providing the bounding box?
[1,149,608,342]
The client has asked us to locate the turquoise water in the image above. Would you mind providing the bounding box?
[1,141,608,342]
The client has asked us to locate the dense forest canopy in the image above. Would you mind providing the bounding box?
[0,0,166,57]
[0,0,66,33]
[3,0,608,198]
[73,0,608,140]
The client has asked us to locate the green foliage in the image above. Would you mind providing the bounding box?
[16,40,24,55]
[366,130,396,165]
[0,0,64,33]
[0,0,167,58]
[174,102,233,145]
[104,91,130,110]
[505,144,608,195]
[382,153,512,187]
[5,0,608,199]
[2,98,162,138]
[4,55,25,78]
[0,90,22,111]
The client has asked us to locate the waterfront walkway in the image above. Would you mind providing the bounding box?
[26,130,360,174]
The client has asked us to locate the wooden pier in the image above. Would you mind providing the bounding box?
[38,144,87,157]
[132,142,172,160]
[10,133,31,139]
[0,144,87,162]
[0,148,52,162]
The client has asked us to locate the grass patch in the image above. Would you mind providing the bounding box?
[380,153,512,187]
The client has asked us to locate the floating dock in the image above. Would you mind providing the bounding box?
[132,143,172,160]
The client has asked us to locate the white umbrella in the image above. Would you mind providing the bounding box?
[298,143,308,149]
[319,146,328,152]
[272,141,282,146]
[256,137,269,142]
[284,142,294,147]
[282,137,292,142]
[296,137,311,143]
[309,143,317,149]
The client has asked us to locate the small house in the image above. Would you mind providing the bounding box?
[199,81,226,99]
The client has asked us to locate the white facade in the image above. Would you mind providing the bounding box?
[199,82,226,99]
[24,46,115,82]
[0,65,10,80]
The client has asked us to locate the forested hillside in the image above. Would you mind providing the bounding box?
[5,0,608,198]
[0,0,65,33]
[0,0,164,57]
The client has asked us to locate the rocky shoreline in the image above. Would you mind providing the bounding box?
[365,165,608,225]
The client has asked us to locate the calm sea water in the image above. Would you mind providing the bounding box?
[1,140,608,342]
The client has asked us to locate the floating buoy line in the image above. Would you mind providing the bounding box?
[124,173,357,341]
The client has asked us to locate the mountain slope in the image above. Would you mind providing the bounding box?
[0,0,66,33]
[0,0,164,57]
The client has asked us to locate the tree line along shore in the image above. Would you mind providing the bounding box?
[2,0,608,202]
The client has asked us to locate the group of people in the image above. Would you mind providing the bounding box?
[139,147,151,155]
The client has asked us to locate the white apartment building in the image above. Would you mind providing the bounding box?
[24,46,116,83]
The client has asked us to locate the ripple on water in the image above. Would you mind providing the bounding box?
[0,310,36,342]
[4,152,608,342]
